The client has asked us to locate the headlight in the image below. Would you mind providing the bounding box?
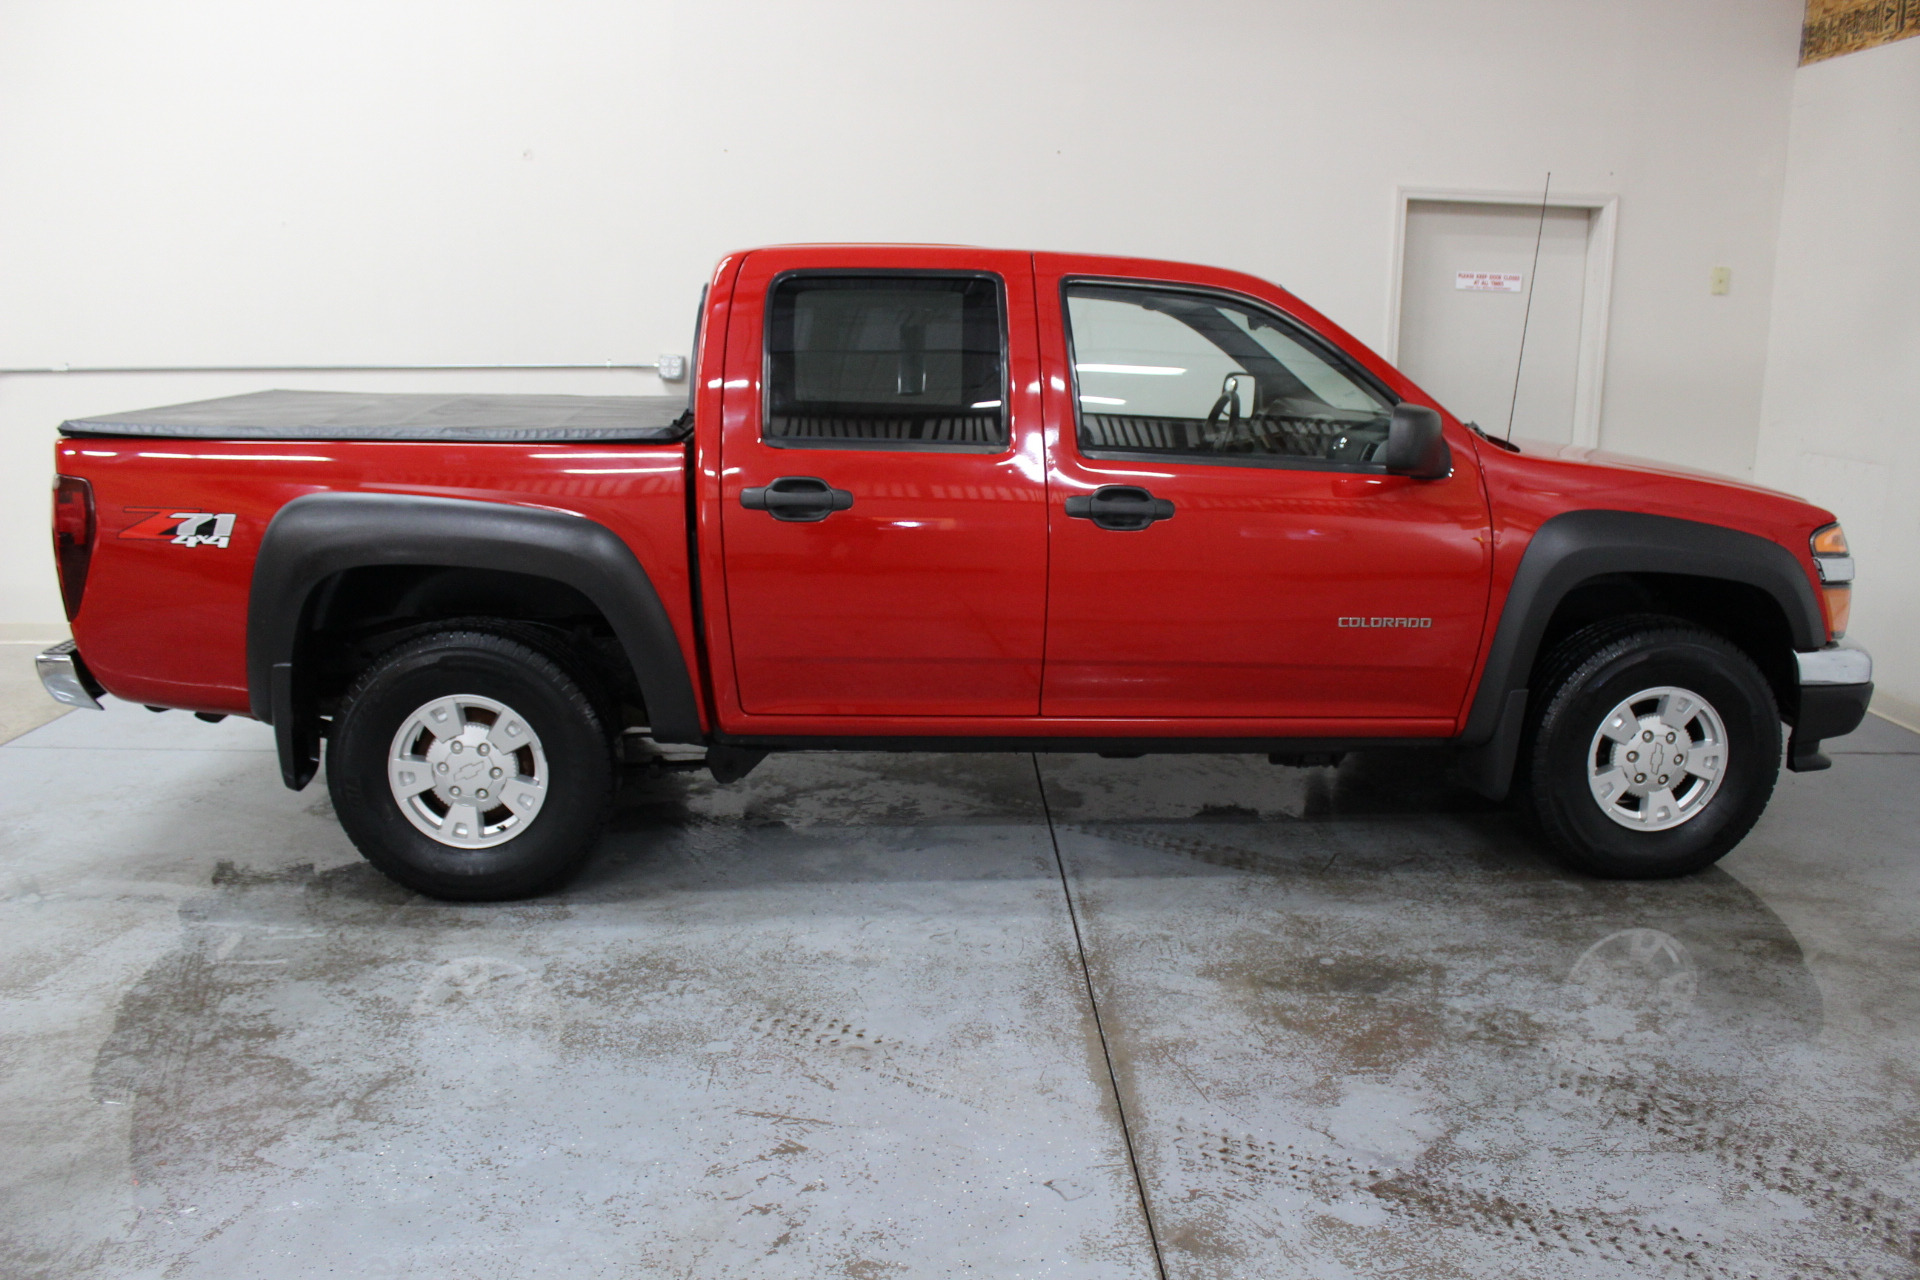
[1810,523,1852,639]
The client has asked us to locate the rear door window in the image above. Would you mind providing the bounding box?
[765,274,1008,450]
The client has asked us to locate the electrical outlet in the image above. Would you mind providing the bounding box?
[657,354,687,381]
[1709,267,1732,296]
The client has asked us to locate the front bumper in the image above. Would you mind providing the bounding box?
[1788,642,1873,771]
[36,640,103,710]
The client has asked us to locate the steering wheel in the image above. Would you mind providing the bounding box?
[1205,372,1251,446]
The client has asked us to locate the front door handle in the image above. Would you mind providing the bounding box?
[740,476,855,523]
[1064,485,1175,531]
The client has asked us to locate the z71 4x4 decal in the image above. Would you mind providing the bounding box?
[119,509,237,549]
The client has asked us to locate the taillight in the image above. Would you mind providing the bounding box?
[1810,522,1853,640]
[52,475,95,620]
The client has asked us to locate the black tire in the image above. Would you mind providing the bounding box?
[1521,616,1780,879]
[326,628,615,900]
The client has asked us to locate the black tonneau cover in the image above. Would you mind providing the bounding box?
[59,389,690,444]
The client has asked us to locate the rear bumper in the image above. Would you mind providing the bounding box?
[36,640,104,710]
[1788,642,1872,771]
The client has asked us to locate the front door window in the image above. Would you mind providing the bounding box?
[1066,284,1395,468]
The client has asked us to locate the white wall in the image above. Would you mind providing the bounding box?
[0,0,1803,624]
[1754,36,1920,724]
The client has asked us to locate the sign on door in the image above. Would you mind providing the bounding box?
[1456,271,1524,292]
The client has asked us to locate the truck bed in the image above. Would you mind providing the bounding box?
[59,389,689,443]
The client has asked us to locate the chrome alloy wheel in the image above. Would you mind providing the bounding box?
[386,694,548,848]
[1586,685,1728,832]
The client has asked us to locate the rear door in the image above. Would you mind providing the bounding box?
[1037,260,1492,725]
[718,249,1048,717]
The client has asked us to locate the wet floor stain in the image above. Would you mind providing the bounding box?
[60,755,1150,1278]
[1048,760,1919,1280]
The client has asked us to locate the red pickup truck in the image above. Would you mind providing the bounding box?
[40,244,1872,899]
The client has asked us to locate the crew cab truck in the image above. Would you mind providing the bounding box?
[40,245,1874,900]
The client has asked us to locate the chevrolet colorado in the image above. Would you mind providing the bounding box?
[40,245,1873,898]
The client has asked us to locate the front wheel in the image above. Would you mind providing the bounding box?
[327,629,615,900]
[1522,618,1780,879]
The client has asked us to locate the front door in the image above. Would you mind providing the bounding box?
[1038,268,1492,726]
[719,250,1048,718]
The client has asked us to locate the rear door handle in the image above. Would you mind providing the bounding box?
[740,476,855,522]
[1064,484,1175,531]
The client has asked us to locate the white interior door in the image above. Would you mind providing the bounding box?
[1397,199,1592,444]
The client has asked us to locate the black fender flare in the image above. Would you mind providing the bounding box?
[1456,509,1823,799]
[248,492,703,789]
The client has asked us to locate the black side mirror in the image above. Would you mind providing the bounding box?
[1380,404,1451,479]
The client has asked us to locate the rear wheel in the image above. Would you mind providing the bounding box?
[327,629,614,900]
[1522,617,1779,879]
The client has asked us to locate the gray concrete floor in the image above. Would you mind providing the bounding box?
[3,695,1918,1279]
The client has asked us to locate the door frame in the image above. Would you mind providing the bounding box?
[1384,186,1619,449]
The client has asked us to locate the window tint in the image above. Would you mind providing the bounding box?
[766,275,1007,449]
[1065,283,1394,467]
